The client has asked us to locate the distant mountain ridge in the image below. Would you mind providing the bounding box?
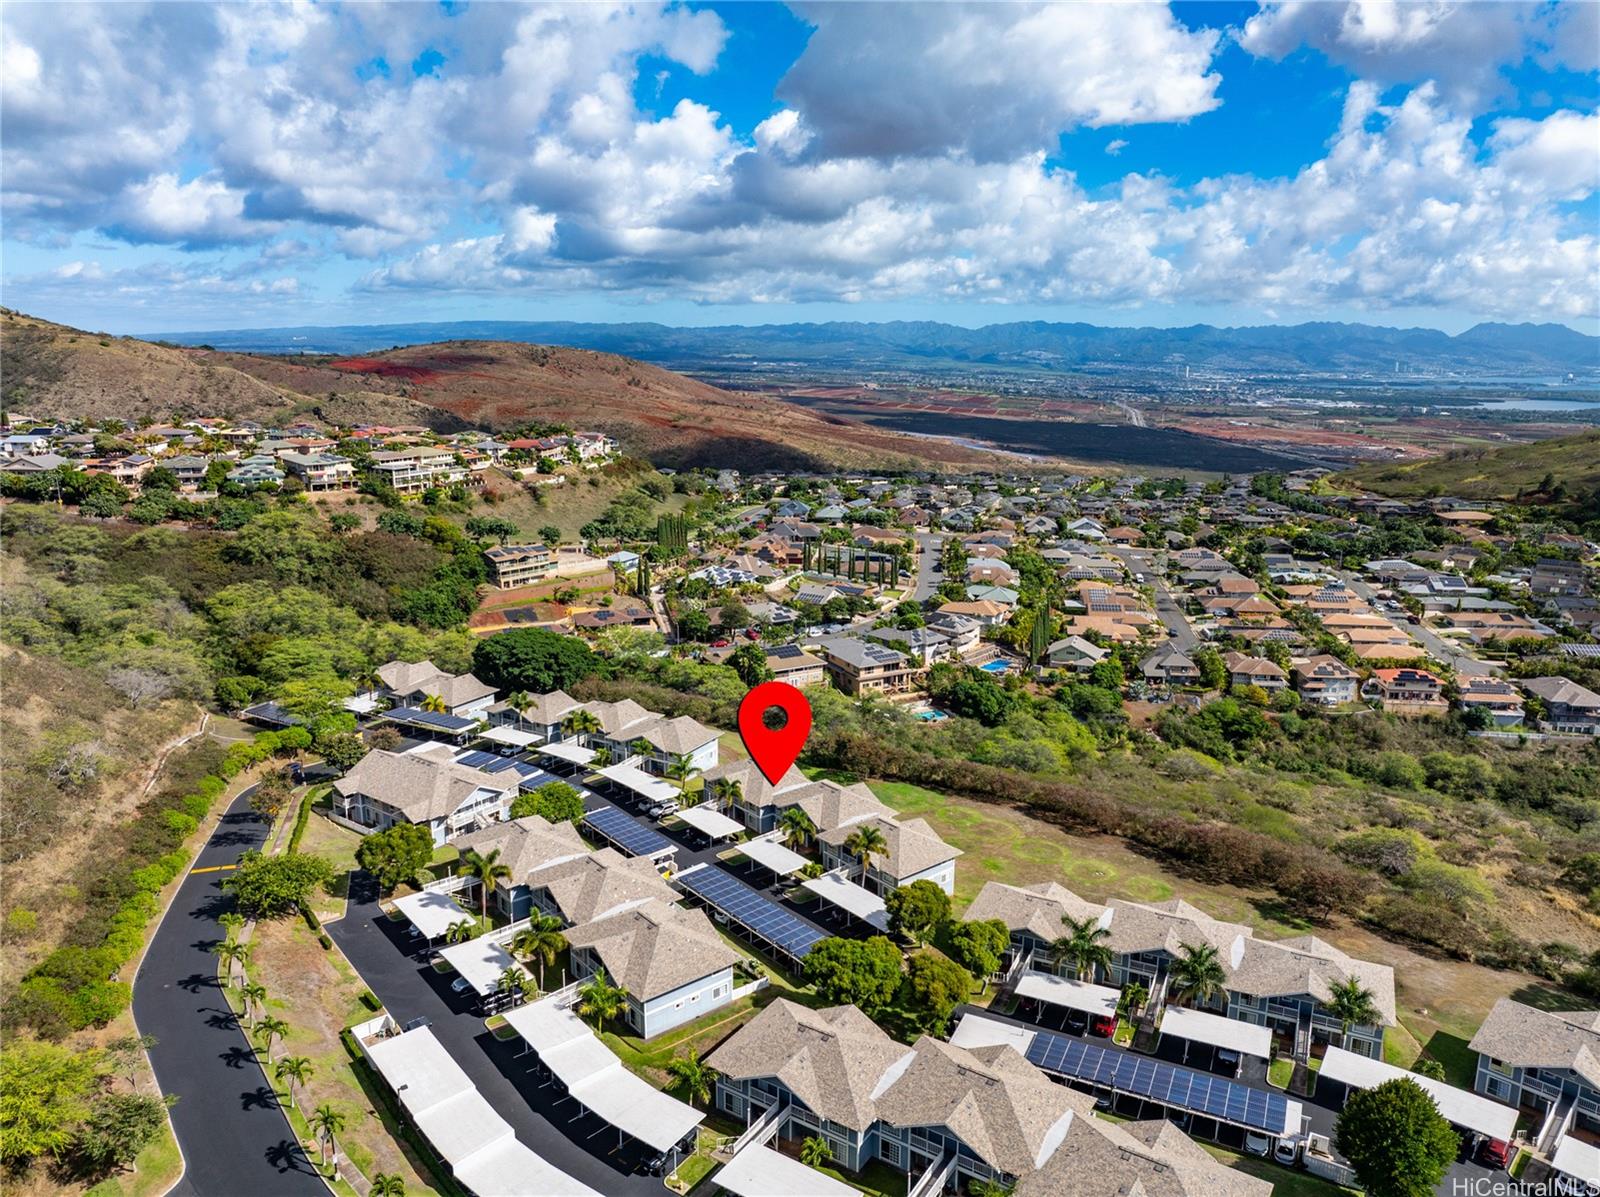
[155,318,1599,374]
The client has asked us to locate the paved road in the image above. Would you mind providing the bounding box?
[912,531,943,602]
[1111,547,1198,650]
[1332,569,1499,674]
[132,787,325,1197]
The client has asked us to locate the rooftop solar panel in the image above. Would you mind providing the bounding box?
[676,866,826,961]
[1024,1029,1292,1135]
[583,805,676,859]
[386,706,477,733]
[455,750,501,769]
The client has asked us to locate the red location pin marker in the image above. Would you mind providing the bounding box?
[737,681,812,785]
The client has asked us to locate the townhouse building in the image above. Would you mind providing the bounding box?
[450,815,589,919]
[1469,998,1600,1151]
[332,747,516,846]
[375,658,498,718]
[816,814,962,895]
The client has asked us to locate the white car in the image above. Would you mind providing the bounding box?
[450,976,473,995]
[1274,1137,1300,1166]
[1244,1132,1271,1157]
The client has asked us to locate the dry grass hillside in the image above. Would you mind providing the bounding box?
[3,309,1000,470]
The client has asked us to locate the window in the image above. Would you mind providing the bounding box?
[880,1140,901,1166]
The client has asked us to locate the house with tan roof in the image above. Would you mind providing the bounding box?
[1470,997,1600,1142]
[562,898,740,1038]
[1221,651,1287,691]
[449,816,588,919]
[332,747,516,846]
[375,658,498,718]
[489,688,587,741]
[817,814,962,895]
[524,847,678,926]
[1290,655,1359,705]
[1018,1115,1271,1197]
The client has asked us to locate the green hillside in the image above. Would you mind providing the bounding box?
[1337,429,1600,500]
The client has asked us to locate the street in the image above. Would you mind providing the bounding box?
[1332,569,1500,674]
[1110,546,1199,651]
[131,786,325,1197]
[912,531,943,602]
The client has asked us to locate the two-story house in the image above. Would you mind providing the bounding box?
[1456,675,1526,726]
[562,899,740,1038]
[1523,676,1600,736]
[375,658,498,718]
[490,689,586,741]
[280,451,355,491]
[449,815,589,919]
[1363,667,1448,714]
[369,444,470,494]
[1140,645,1200,687]
[821,637,914,696]
[1221,652,1287,691]
[485,543,554,589]
[816,814,962,895]
[1291,655,1359,705]
[1470,998,1600,1149]
[332,747,516,846]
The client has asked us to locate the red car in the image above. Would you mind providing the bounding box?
[1477,1139,1512,1170]
[743,628,760,640]
[1089,1016,1116,1038]
[710,639,730,648]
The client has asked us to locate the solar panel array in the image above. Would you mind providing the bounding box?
[387,706,477,732]
[454,750,503,770]
[583,805,675,859]
[1025,1030,1291,1135]
[677,866,826,961]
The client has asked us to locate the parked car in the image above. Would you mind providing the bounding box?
[1089,1016,1115,1038]
[1244,1132,1271,1157]
[450,976,473,995]
[1214,1047,1241,1076]
[1274,1137,1300,1166]
[743,627,760,640]
[1093,1091,1113,1111]
[711,639,730,648]
[1064,1009,1090,1036]
[1477,1138,1513,1170]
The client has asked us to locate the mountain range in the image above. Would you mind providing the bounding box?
[154,318,1599,375]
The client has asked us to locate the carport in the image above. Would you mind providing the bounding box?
[802,870,889,931]
[503,1000,703,1169]
[1319,1047,1517,1146]
[438,937,528,1004]
[482,726,542,750]
[596,762,679,806]
[1157,1006,1272,1070]
[1553,1136,1600,1190]
[675,804,744,844]
[1015,971,1120,1025]
[394,890,474,943]
[714,1143,857,1197]
[738,837,809,884]
[541,742,597,771]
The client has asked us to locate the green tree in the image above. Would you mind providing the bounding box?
[239,981,267,1022]
[356,824,434,893]
[947,919,1010,985]
[458,848,511,922]
[1052,914,1112,982]
[309,1103,346,1170]
[728,642,773,686]
[274,1055,313,1109]
[318,731,368,773]
[538,525,561,546]
[577,967,625,1028]
[675,607,711,641]
[254,1015,289,1058]
[799,1136,832,1168]
[1193,647,1226,691]
[74,1092,169,1175]
[665,1049,716,1108]
[465,515,520,544]
[509,780,585,823]
[510,913,567,991]
[1327,977,1382,1048]
[906,953,974,1035]
[1170,942,1227,1008]
[778,806,815,850]
[371,1174,407,1197]
[665,752,696,795]
[843,824,888,882]
[802,936,903,1016]
[1335,1078,1458,1197]
[0,1040,100,1164]
[472,628,599,693]
[225,852,334,918]
[885,879,950,946]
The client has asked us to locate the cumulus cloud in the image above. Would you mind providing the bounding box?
[1,1,1596,325]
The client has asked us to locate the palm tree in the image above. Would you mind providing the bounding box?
[666,753,695,797]
[274,1055,313,1109]
[665,1049,716,1108]
[458,848,511,922]
[1170,943,1227,1010]
[969,1180,1015,1197]
[370,1174,406,1197]
[592,744,612,768]
[577,967,625,1029]
[254,1015,289,1058]
[843,824,888,885]
[211,939,252,976]
[309,1104,346,1170]
[799,1136,832,1168]
[444,919,476,944]
[240,981,267,1021]
[1326,977,1381,1049]
[505,691,531,727]
[715,777,744,810]
[562,708,600,741]
[778,806,816,850]
[1052,914,1113,982]
[495,965,526,1005]
[511,914,567,991]
[218,912,245,943]
[420,693,447,714]
[1117,981,1150,1023]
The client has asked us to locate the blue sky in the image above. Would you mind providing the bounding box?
[2,1,1595,335]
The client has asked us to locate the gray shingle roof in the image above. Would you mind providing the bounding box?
[562,898,738,1000]
[525,848,677,926]
[333,748,511,823]
[1468,997,1600,1087]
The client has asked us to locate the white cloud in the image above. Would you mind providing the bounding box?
[1105,139,1129,156]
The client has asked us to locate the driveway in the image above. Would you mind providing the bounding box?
[132,787,325,1197]
[912,531,943,602]
[330,876,666,1197]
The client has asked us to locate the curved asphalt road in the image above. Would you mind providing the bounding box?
[131,786,325,1197]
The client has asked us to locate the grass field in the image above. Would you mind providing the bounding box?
[300,810,362,921]
[1201,1145,1355,1196]
[1335,427,1600,500]
[451,468,691,543]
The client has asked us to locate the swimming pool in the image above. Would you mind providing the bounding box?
[915,709,950,722]
[979,660,1011,673]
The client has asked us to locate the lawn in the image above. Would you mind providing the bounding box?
[299,810,363,921]
[1201,1144,1356,1196]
